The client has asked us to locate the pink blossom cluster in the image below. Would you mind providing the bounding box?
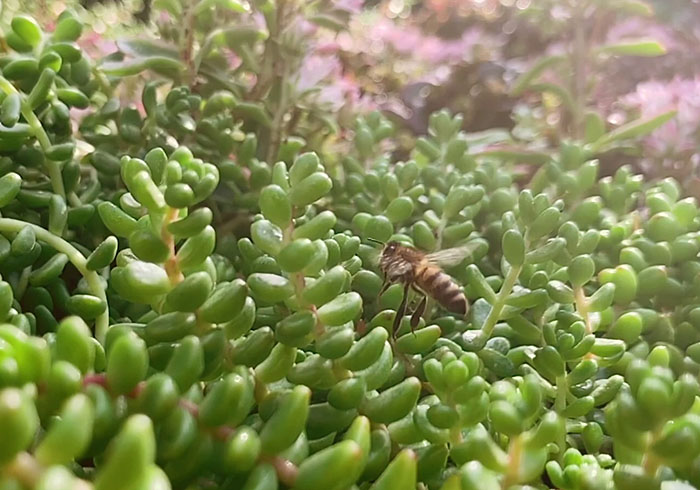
[292,3,376,113]
[621,77,700,156]
[606,17,681,52]
[340,16,489,66]
[77,30,118,60]
[296,51,375,112]
[295,7,500,115]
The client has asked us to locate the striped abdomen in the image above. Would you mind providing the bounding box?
[415,265,468,315]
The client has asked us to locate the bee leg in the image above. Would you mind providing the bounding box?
[378,280,392,297]
[392,283,411,338]
[410,295,427,334]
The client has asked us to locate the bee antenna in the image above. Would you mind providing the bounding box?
[366,238,385,246]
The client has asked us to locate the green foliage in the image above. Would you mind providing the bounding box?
[0,3,698,490]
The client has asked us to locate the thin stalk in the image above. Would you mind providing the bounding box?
[555,375,568,463]
[280,208,322,338]
[571,0,587,138]
[181,3,197,86]
[0,218,109,343]
[642,427,663,477]
[555,375,568,412]
[449,425,463,445]
[250,0,287,100]
[161,207,184,286]
[502,434,523,489]
[0,76,66,199]
[573,286,591,333]
[255,0,291,163]
[282,211,305,302]
[267,71,289,165]
[15,266,31,302]
[574,286,596,360]
[264,0,291,165]
[481,264,522,341]
[1,453,95,490]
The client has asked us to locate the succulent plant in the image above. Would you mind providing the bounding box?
[0,4,699,490]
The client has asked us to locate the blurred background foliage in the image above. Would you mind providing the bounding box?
[4,0,700,179]
[1,1,700,489]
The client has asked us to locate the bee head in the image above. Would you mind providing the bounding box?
[366,238,398,255]
[383,241,400,256]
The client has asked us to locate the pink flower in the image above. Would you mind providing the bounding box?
[606,18,680,52]
[296,18,318,37]
[77,30,118,59]
[315,41,342,55]
[224,50,242,70]
[251,12,266,28]
[360,17,490,64]
[296,54,343,93]
[334,0,364,14]
[295,50,374,112]
[621,77,700,155]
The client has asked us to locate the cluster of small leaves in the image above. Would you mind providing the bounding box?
[502,0,680,174]
[100,0,354,157]
[1,6,700,490]
[74,0,364,234]
[0,11,112,339]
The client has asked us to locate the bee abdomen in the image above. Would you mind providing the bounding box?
[417,268,468,315]
[441,289,469,315]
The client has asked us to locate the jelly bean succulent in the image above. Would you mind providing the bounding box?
[1,6,700,490]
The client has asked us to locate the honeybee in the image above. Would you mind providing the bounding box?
[372,240,474,335]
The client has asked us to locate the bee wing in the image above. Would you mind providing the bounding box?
[389,260,414,276]
[425,243,481,268]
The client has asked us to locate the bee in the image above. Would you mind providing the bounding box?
[373,240,474,335]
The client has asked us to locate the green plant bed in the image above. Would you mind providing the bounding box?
[0,4,699,490]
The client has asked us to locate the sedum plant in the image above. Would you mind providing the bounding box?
[99,0,357,158]
[0,8,700,490]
